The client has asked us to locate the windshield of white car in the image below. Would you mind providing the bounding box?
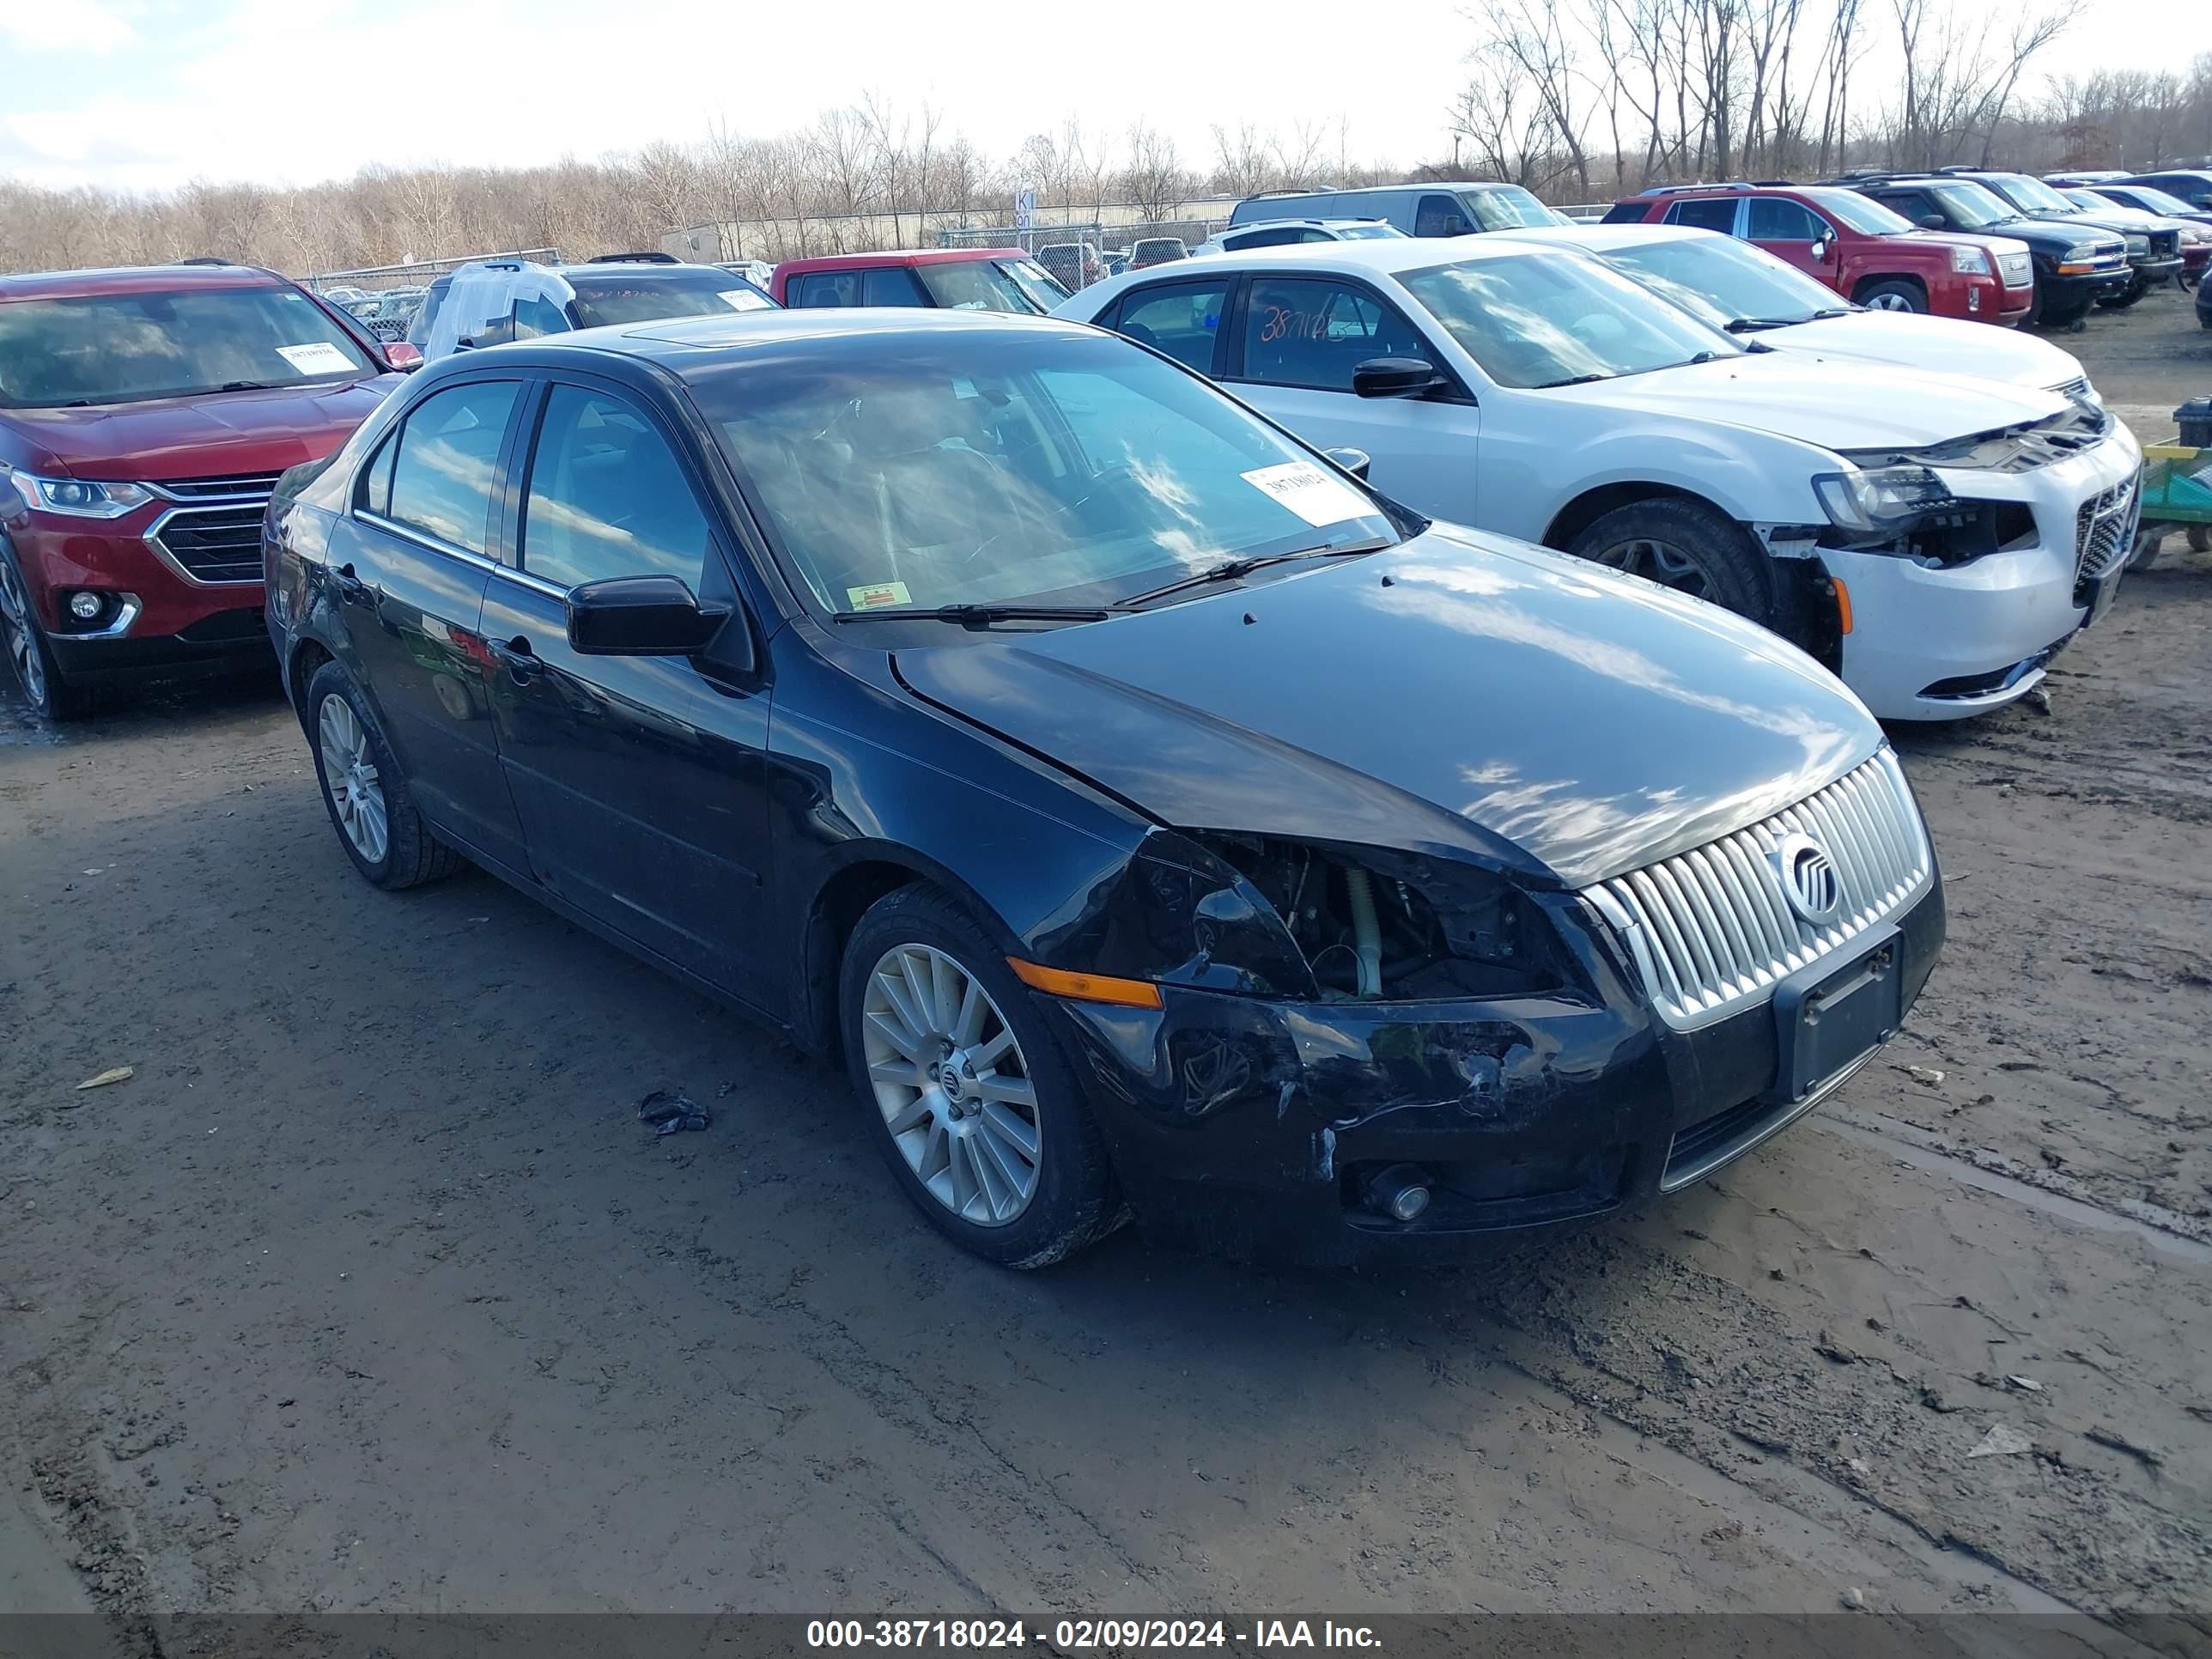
[1400,252,1743,388]
[1337,222,1407,239]
[695,331,1400,617]
[1804,189,1918,235]
[2111,185,2196,216]
[0,285,378,409]
[1920,182,2022,229]
[1601,235,1850,330]
[1464,186,1559,230]
[567,272,773,328]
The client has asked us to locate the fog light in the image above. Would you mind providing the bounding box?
[1366,1164,1431,1223]
[67,591,105,622]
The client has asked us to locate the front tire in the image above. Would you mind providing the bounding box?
[1855,278,1927,313]
[2096,276,2148,310]
[304,660,463,890]
[0,544,94,720]
[1565,498,1793,635]
[839,886,1119,1268]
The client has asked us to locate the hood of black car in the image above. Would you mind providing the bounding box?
[893,528,1884,889]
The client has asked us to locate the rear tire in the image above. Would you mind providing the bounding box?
[1855,278,1927,313]
[2191,524,2212,554]
[304,659,463,890]
[0,544,94,720]
[1565,498,1796,637]
[2039,298,2091,329]
[839,885,1120,1269]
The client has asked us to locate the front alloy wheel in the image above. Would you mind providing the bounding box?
[1584,535,1713,598]
[840,886,1120,1267]
[0,551,49,709]
[862,943,1041,1226]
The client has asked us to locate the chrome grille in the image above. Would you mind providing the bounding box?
[1582,750,1932,1031]
[2050,375,2091,402]
[146,473,278,584]
[1997,251,2033,286]
[2073,471,2142,592]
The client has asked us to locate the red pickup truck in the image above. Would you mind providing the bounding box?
[0,262,407,718]
[1601,183,2035,325]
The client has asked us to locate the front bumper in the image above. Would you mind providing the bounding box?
[2041,267,2131,308]
[1827,425,2142,721]
[3,510,269,684]
[1041,880,1946,1266]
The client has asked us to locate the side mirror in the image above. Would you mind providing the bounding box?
[1351,356,1443,399]
[1322,446,1371,480]
[567,574,730,658]
[1809,238,1832,262]
[1917,214,1944,229]
[382,340,423,373]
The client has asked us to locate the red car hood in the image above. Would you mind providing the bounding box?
[5,377,398,483]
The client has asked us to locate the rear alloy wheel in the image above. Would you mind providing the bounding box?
[0,546,93,720]
[1856,279,1927,313]
[1566,497,1791,635]
[304,659,464,890]
[841,886,1120,1267]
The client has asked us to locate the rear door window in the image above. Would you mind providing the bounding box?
[381,380,521,556]
[788,271,862,308]
[1110,278,1233,374]
[1664,198,1741,234]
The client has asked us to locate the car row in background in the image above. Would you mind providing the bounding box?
[1054,229,2138,723]
[769,246,1066,312]
[405,252,774,360]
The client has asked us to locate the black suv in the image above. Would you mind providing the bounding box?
[1828,173,2128,327]
[1935,167,2183,305]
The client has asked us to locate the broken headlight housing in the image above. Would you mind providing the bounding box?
[1186,834,1566,1002]
[1811,465,1958,538]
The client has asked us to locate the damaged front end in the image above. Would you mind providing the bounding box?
[1024,829,1669,1261]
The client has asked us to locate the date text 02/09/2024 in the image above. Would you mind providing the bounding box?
[805,1620,1384,1650]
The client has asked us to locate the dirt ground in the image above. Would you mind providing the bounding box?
[2,285,2209,1644]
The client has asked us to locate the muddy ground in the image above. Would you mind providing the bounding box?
[2,286,2209,1648]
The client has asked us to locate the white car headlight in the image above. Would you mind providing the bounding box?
[1950,246,1992,275]
[6,472,155,520]
[1811,466,1958,537]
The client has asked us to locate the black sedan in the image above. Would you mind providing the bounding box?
[263,311,1944,1267]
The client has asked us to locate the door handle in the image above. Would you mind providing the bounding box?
[332,562,368,604]
[487,635,541,684]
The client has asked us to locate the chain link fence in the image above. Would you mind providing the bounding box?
[307,249,559,338]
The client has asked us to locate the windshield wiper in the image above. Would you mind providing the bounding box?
[218,380,283,392]
[1123,538,1390,608]
[1537,372,1610,387]
[834,603,1127,626]
[1723,317,1803,332]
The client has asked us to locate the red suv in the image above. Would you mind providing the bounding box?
[0,262,404,717]
[1601,184,2034,325]
[769,248,1070,313]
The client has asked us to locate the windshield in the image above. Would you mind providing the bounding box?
[1923,181,2021,229]
[0,285,376,410]
[1464,186,1559,230]
[1806,189,1916,235]
[696,331,1398,615]
[915,259,1052,314]
[567,271,773,328]
[1399,252,1740,388]
[1338,222,1405,239]
[1601,235,1845,328]
[2062,187,2124,215]
[1980,173,2076,216]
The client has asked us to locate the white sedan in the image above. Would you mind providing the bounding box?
[1491,222,2098,402]
[1054,237,2141,722]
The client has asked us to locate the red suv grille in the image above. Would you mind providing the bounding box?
[147,473,282,584]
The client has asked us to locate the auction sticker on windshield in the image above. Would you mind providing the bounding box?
[275,342,355,375]
[848,580,913,610]
[1241,461,1370,527]
[720,289,772,312]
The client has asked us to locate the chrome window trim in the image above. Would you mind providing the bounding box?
[353,508,563,598]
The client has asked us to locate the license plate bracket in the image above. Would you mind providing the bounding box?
[1767,926,1904,1104]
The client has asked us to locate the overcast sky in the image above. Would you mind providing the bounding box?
[4,0,2207,196]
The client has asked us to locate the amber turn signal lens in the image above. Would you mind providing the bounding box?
[1832,577,1854,636]
[1007,958,1164,1008]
